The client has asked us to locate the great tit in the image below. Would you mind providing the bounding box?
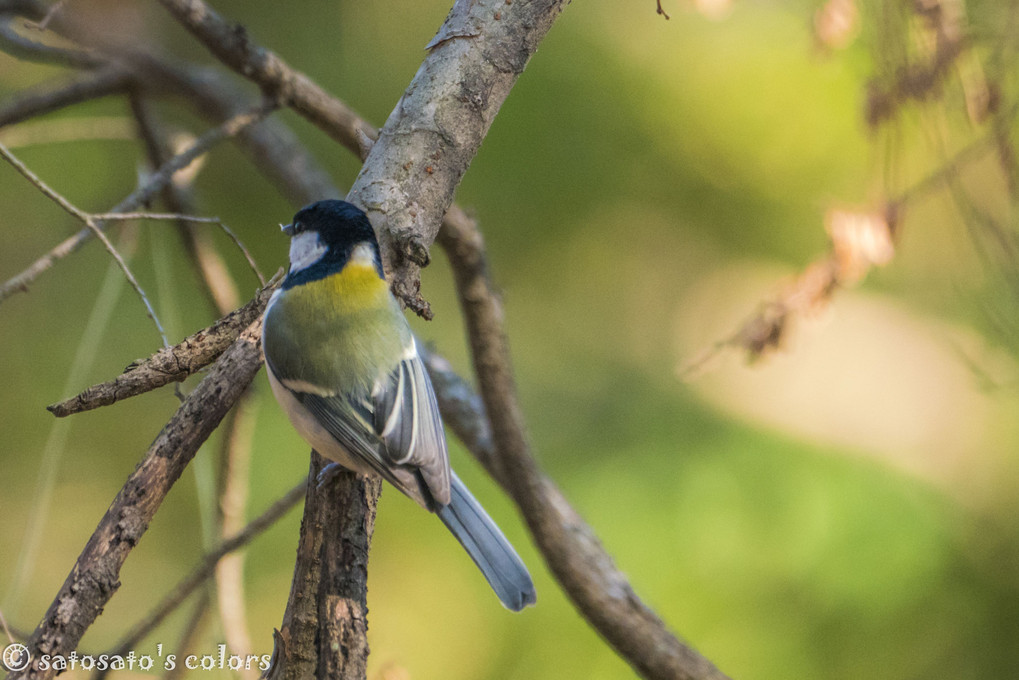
[262,199,536,611]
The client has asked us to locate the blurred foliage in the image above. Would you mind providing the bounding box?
[1,1,1018,679]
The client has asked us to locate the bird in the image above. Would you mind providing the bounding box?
[261,199,536,611]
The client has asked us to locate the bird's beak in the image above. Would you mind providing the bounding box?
[280,223,295,236]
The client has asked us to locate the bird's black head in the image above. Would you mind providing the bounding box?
[281,199,384,288]
[286,199,377,247]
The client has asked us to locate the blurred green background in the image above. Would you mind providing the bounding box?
[2,1,1018,679]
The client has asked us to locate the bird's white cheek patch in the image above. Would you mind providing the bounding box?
[349,242,377,268]
[289,231,327,273]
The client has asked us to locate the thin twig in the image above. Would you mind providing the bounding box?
[0,101,274,304]
[112,101,277,222]
[128,92,241,316]
[28,0,66,31]
[162,593,210,680]
[90,212,265,286]
[0,141,170,346]
[120,53,338,205]
[98,480,305,676]
[46,275,279,417]
[0,140,92,221]
[895,130,1002,207]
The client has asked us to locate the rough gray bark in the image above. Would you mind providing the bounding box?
[0,1,733,679]
[436,212,733,680]
[47,283,276,416]
[269,458,381,680]
[348,0,570,316]
[12,318,266,680]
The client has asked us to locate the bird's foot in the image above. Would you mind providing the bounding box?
[316,462,344,490]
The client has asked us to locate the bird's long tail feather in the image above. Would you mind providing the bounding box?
[437,472,536,611]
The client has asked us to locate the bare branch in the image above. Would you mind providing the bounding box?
[115,100,276,218]
[0,141,171,346]
[0,67,130,128]
[0,0,324,209]
[266,458,380,680]
[89,212,264,286]
[0,14,101,67]
[347,0,569,316]
[121,56,340,205]
[13,316,266,680]
[154,0,378,159]
[215,394,259,680]
[0,101,273,304]
[128,92,244,315]
[47,277,278,417]
[0,140,88,220]
[161,594,210,680]
[99,46,339,204]
[435,208,731,680]
[98,480,305,674]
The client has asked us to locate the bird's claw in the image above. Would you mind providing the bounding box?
[316,462,343,490]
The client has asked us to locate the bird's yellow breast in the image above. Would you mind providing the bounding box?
[298,262,390,313]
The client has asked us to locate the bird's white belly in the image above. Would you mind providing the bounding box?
[266,368,370,475]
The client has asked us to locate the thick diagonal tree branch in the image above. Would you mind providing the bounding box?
[153,0,378,159]
[154,0,569,316]
[3,2,729,678]
[347,0,569,315]
[436,210,731,680]
[12,318,265,680]
[150,2,728,678]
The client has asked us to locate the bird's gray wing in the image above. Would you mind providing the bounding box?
[294,391,382,471]
[370,338,451,506]
[289,338,451,509]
